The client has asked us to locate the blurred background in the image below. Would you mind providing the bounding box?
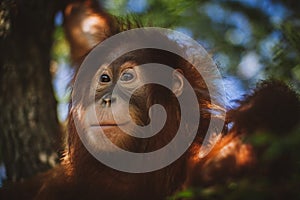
[52,0,300,121]
[0,0,300,199]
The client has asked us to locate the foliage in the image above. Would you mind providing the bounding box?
[268,22,300,88]
[52,26,70,62]
[100,0,300,89]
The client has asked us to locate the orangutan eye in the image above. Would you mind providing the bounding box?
[120,72,134,82]
[100,74,111,83]
[120,69,136,82]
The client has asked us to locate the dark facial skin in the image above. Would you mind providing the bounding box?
[81,61,146,152]
[74,49,185,153]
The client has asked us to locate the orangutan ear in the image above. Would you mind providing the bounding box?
[64,0,117,64]
[172,69,184,97]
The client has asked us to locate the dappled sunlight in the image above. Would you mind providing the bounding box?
[238,52,263,80]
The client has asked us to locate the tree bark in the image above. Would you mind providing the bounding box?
[0,0,62,182]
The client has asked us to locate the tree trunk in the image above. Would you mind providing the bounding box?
[0,0,62,182]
